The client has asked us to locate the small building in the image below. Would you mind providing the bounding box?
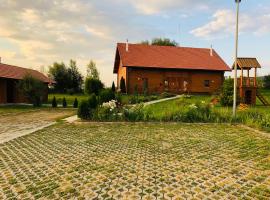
[0,62,52,104]
[113,43,231,94]
[233,57,269,106]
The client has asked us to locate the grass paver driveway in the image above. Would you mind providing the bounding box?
[0,123,269,199]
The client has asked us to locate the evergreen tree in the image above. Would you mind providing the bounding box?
[52,96,57,108]
[73,98,78,108]
[62,97,67,108]
[112,81,116,92]
[120,77,126,93]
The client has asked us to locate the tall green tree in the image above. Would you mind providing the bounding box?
[48,60,83,93]
[18,74,46,107]
[87,60,100,80]
[112,81,116,92]
[48,62,69,92]
[120,77,126,93]
[84,78,104,95]
[68,60,83,93]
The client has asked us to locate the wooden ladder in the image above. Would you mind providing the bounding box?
[257,90,270,106]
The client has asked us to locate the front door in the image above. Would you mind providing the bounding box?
[6,80,15,103]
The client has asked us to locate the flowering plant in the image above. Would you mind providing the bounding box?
[102,100,117,112]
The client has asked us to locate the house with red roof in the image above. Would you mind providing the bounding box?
[0,61,53,104]
[113,43,231,94]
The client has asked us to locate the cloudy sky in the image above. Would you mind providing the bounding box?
[0,0,270,86]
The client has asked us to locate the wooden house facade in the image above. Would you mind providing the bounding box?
[114,43,231,94]
[0,63,52,104]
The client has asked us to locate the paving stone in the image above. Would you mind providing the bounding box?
[0,123,269,199]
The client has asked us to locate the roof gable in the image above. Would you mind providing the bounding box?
[232,58,261,69]
[114,43,231,73]
[0,63,52,83]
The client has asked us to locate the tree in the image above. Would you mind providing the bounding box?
[73,98,78,108]
[68,60,83,93]
[87,60,100,80]
[48,62,68,92]
[18,74,46,107]
[84,77,104,95]
[220,78,239,106]
[48,60,83,93]
[52,96,57,108]
[151,38,178,46]
[140,38,178,46]
[120,77,126,93]
[264,75,270,89]
[141,40,150,45]
[62,97,67,108]
[112,81,116,92]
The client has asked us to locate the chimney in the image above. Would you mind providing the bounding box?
[126,39,129,52]
[210,45,213,56]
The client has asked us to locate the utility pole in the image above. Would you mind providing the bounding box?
[233,0,241,117]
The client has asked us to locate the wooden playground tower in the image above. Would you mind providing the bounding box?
[233,58,269,106]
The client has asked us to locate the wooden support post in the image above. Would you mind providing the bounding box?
[254,67,257,87]
[241,67,243,87]
[247,69,250,86]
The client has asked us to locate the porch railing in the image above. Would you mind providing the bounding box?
[237,77,256,87]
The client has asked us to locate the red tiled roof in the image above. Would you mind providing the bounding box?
[114,43,231,73]
[0,63,53,83]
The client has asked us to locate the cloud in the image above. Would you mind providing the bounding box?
[191,9,270,39]
[0,0,165,85]
[127,0,210,15]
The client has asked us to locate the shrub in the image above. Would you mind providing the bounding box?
[264,75,270,89]
[123,104,145,121]
[18,74,46,107]
[84,78,104,95]
[62,97,67,108]
[99,89,115,104]
[88,94,98,109]
[120,77,126,93]
[73,98,78,108]
[112,81,116,92]
[220,78,234,106]
[77,100,91,120]
[52,96,57,108]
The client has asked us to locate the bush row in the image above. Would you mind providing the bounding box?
[51,97,78,108]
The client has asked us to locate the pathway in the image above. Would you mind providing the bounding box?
[0,109,75,144]
[143,95,182,106]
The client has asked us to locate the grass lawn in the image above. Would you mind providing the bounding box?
[143,95,212,120]
[0,105,76,116]
[48,93,88,106]
[0,122,269,199]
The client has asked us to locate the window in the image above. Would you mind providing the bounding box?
[204,80,210,87]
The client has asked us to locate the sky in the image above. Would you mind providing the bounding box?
[0,0,270,86]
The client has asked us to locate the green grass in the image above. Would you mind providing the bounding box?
[143,95,212,120]
[257,88,270,106]
[48,93,88,106]
[0,105,76,116]
[0,105,39,115]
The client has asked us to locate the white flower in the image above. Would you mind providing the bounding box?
[189,104,197,109]
[102,100,118,111]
